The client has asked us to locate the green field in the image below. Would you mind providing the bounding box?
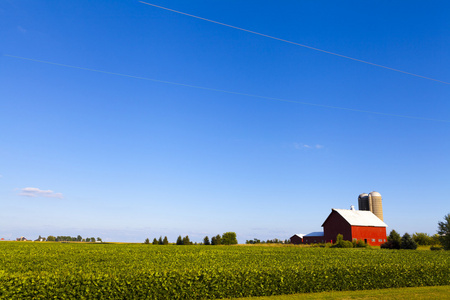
[0,242,449,299]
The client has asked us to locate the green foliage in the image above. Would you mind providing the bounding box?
[158,236,163,245]
[437,213,450,250]
[152,238,158,245]
[211,234,222,245]
[46,236,56,242]
[221,232,238,245]
[163,236,169,245]
[331,234,353,248]
[401,233,417,250]
[203,236,210,245]
[381,230,401,249]
[182,236,191,245]
[176,235,183,245]
[144,238,150,244]
[0,243,449,299]
[413,232,434,246]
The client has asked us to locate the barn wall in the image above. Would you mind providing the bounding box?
[290,235,303,245]
[303,236,325,244]
[351,226,387,246]
[323,211,352,243]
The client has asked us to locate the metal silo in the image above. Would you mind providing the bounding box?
[358,193,369,211]
[368,191,383,221]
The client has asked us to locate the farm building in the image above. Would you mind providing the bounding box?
[290,192,388,246]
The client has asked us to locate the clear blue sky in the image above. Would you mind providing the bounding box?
[1,1,449,243]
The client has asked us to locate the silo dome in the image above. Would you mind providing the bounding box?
[369,191,381,197]
[359,193,369,198]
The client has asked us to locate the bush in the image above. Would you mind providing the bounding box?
[331,234,354,248]
[430,246,444,251]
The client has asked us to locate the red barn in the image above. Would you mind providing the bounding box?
[322,207,387,246]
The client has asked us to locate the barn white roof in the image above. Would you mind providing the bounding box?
[328,208,388,227]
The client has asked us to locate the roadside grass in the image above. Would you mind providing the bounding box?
[242,285,450,299]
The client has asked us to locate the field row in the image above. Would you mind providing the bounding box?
[1,242,449,299]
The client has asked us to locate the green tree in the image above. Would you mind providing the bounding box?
[182,235,191,245]
[437,213,450,250]
[176,235,183,245]
[152,238,158,245]
[97,237,102,242]
[401,233,417,250]
[163,236,169,245]
[77,235,82,242]
[214,234,222,245]
[144,238,150,244]
[203,236,210,245]
[221,232,238,245]
[158,236,163,245]
[381,230,401,249]
[413,232,433,245]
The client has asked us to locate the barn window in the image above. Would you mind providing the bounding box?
[371,239,375,242]
[378,239,382,242]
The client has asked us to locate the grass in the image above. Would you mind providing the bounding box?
[243,285,450,299]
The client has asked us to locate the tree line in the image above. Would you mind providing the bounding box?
[42,235,102,242]
[144,232,238,245]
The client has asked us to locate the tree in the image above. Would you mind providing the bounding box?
[77,235,82,242]
[85,238,91,242]
[158,236,163,245]
[152,238,158,245]
[381,230,401,249]
[90,237,95,243]
[163,236,169,245]
[182,235,191,245]
[46,235,55,242]
[213,234,222,245]
[144,238,150,244]
[176,235,183,245]
[412,232,433,246]
[203,236,210,245]
[97,237,102,242]
[437,213,450,250]
[401,233,417,250]
[221,232,238,245]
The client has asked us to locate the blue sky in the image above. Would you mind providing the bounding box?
[1,1,449,243]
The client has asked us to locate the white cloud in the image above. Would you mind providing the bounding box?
[19,187,63,199]
[294,143,323,150]
[294,143,311,149]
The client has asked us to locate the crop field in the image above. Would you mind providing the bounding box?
[0,242,449,299]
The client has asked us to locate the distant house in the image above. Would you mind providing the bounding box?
[16,236,27,241]
[0,238,5,241]
[289,234,305,244]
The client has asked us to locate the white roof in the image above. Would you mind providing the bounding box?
[293,234,305,238]
[329,208,387,227]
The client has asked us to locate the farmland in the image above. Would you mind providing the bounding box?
[0,242,449,299]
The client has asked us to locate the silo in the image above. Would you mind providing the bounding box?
[358,193,369,211]
[368,191,383,221]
